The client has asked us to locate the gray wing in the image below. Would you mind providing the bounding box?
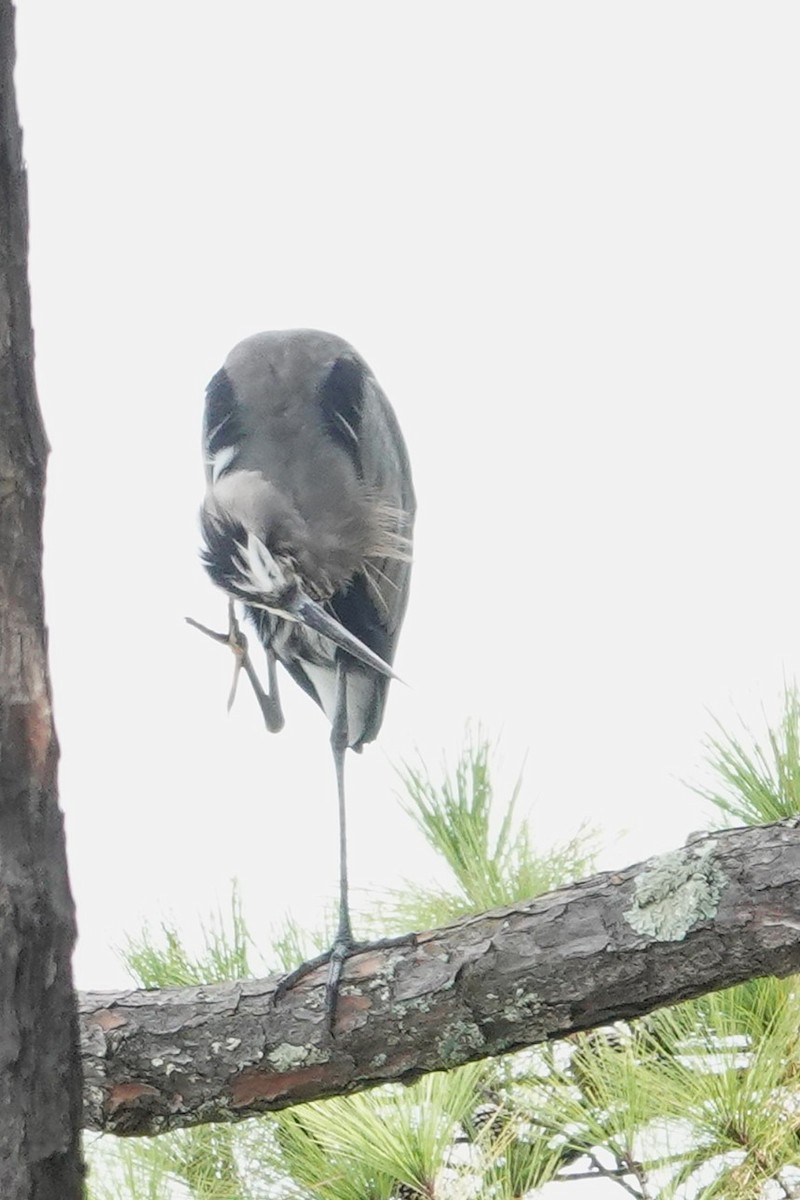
[320,354,415,747]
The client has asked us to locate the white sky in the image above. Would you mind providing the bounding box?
[12,3,800,1192]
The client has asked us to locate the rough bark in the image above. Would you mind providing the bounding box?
[80,818,800,1136]
[0,2,84,1194]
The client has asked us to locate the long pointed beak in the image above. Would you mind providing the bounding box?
[287,593,399,680]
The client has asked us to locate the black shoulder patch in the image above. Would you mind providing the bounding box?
[330,572,392,747]
[329,571,391,664]
[319,356,365,469]
[204,368,242,459]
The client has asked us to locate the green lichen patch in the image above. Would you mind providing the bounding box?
[437,1020,484,1065]
[500,987,543,1024]
[266,1042,329,1071]
[624,843,726,941]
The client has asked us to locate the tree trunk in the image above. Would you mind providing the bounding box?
[80,818,800,1136]
[0,2,83,1193]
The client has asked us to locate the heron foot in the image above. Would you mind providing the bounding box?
[186,603,284,732]
[274,931,416,1035]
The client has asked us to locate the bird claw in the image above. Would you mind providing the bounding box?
[226,657,243,711]
[187,605,285,732]
[187,610,248,712]
[185,616,229,645]
[225,607,248,710]
[273,931,416,1036]
[272,937,353,1036]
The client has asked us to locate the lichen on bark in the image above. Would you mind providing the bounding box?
[624,842,726,940]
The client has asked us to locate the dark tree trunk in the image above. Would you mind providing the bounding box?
[0,2,83,1194]
[80,819,800,1136]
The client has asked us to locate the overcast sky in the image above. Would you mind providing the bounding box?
[12,4,800,1189]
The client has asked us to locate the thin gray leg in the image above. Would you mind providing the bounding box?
[273,661,417,1029]
[325,661,353,1025]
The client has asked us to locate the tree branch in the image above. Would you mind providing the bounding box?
[587,1154,642,1200]
[80,819,800,1136]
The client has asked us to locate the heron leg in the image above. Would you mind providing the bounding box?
[272,663,353,1033]
[325,661,354,1027]
[186,601,284,732]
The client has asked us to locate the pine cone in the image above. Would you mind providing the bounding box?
[392,1183,425,1200]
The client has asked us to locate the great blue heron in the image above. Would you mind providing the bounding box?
[190,329,415,1023]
